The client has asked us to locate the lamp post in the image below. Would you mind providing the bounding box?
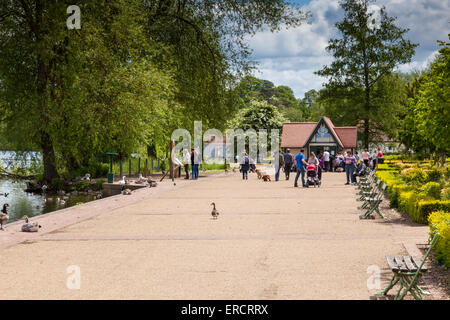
[106,152,117,183]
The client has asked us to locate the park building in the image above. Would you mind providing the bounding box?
[281,116,358,157]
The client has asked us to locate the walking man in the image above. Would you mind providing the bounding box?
[274,150,285,181]
[283,149,294,180]
[191,148,200,180]
[294,149,308,188]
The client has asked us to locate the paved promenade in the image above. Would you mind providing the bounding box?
[0,171,430,299]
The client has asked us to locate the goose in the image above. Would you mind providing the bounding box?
[21,216,41,232]
[0,204,9,230]
[210,202,219,220]
[118,176,127,185]
[60,199,66,205]
[81,173,91,181]
[122,188,132,195]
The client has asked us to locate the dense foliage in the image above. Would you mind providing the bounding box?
[0,0,307,181]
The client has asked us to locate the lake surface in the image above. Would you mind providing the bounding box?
[0,151,103,224]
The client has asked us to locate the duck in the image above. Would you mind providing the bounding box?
[81,173,91,181]
[21,216,41,232]
[60,200,66,205]
[0,204,9,230]
[210,202,219,220]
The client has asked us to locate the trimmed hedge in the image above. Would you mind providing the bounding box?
[428,211,450,267]
[420,182,442,199]
[415,200,450,224]
[397,191,431,223]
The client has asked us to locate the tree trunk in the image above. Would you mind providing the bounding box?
[363,118,370,150]
[41,132,59,183]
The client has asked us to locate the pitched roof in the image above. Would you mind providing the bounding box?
[281,117,357,149]
[281,122,317,148]
[334,127,358,148]
[322,117,343,148]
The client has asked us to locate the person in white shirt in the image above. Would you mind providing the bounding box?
[183,149,190,179]
[323,150,330,172]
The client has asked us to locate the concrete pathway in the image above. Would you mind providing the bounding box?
[0,171,430,299]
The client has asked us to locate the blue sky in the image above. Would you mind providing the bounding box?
[247,0,450,98]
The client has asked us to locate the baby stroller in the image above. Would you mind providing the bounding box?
[306,164,321,188]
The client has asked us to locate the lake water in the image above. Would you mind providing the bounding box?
[0,151,103,224]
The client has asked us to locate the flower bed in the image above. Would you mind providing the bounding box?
[375,160,449,267]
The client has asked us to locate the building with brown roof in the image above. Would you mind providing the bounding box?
[281,117,357,157]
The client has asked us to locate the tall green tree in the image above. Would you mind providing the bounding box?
[316,0,417,148]
[0,0,176,181]
[0,0,308,181]
[411,37,450,164]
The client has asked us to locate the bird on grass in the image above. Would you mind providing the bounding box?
[20,216,41,232]
[210,202,219,220]
[0,204,9,230]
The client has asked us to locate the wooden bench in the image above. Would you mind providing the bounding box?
[376,233,440,300]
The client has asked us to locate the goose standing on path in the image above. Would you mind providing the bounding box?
[210,202,219,220]
[0,204,9,230]
[21,216,41,232]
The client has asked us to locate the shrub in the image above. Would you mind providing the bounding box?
[441,188,450,201]
[401,168,428,186]
[376,170,401,186]
[71,180,90,192]
[428,211,450,267]
[398,191,431,223]
[68,163,109,180]
[376,163,395,171]
[93,179,105,191]
[425,168,443,183]
[415,200,450,224]
[88,163,109,178]
[420,182,442,200]
[51,178,66,191]
[387,184,412,208]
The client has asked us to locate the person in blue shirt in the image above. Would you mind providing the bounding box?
[294,149,308,187]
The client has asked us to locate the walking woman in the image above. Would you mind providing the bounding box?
[344,150,356,185]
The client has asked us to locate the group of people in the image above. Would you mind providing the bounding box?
[281,149,321,188]
[239,147,385,187]
[178,148,200,180]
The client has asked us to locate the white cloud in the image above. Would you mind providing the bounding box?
[248,0,450,98]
